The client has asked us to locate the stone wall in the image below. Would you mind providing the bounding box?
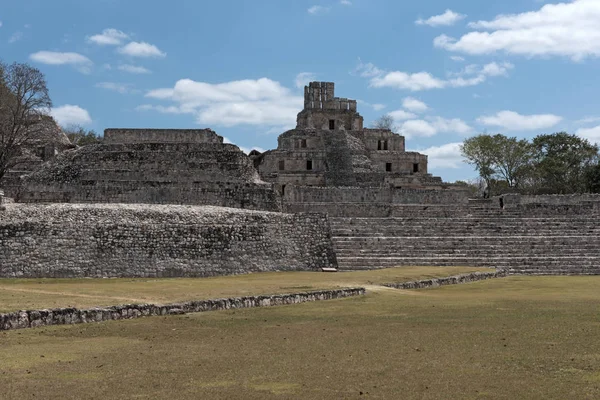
[0,288,365,331]
[103,128,223,144]
[284,186,469,207]
[0,204,337,278]
[383,271,507,290]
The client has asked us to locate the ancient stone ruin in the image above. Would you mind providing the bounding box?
[1,81,599,278]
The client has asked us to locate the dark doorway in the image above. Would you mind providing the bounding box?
[301,138,307,148]
[307,160,313,170]
[383,140,389,150]
[386,163,392,172]
[278,160,285,171]
[329,120,335,130]
[413,163,419,173]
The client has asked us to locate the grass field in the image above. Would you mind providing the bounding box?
[0,266,487,312]
[1,269,600,399]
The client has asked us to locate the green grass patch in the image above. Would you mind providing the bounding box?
[0,266,487,312]
[1,275,600,399]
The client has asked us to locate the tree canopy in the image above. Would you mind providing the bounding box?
[462,132,600,195]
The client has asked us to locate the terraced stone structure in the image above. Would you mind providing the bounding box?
[251,82,469,214]
[330,195,600,275]
[17,129,280,211]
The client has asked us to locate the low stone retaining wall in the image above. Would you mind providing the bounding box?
[0,288,365,331]
[383,271,507,290]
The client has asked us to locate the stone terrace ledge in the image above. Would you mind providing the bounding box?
[103,128,223,144]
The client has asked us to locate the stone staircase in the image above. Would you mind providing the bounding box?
[330,216,600,275]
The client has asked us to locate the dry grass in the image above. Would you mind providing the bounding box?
[0,266,487,312]
[1,274,600,399]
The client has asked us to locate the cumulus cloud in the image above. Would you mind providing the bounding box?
[416,9,466,27]
[450,56,465,62]
[576,125,600,144]
[388,110,417,121]
[50,105,92,126]
[141,78,303,127]
[477,110,563,131]
[95,82,136,94]
[29,51,92,73]
[87,28,129,45]
[368,61,512,91]
[398,117,472,139]
[295,72,316,89]
[402,97,428,113]
[416,142,464,169]
[308,5,330,14]
[340,0,352,5]
[118,64,151,74]
[434,0,600,61]
[118,41,166,58]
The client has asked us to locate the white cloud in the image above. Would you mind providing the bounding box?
[434,0,600,61]
[576,116,600,125]
[417,142,464,169]
[353,59,384,78]
[87,28,129,46]
[372,104,386,111]
[450,56,465,62]
[340,0,352,5]
[477,110,563,131]
[8,31,22,43]
[402,97,428,113]
[29,51,93,73]
[576,125,600,144]
[118,41,166,58]
[295,72,316,89]
[308,5,330,14]
[416,9,466,27]
[388,110,417,121]
[399,120,438,138]
[50,105,92,126]
[96,82,136,94]
[368,61,513,91]
[142,78,303,127]
[398,117,472,138]
[118,64,151,74]
[371,71,446,91]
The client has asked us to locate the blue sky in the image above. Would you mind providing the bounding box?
[1,0,600,182]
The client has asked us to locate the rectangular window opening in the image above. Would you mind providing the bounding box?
[377,140,382,150]
[383,140,389,150]
[278,160,285,171]
[307,160,313,171]
[413,163,420,173]
[329,120,335,130]
[301,139,307,148]
[386,163,392,172]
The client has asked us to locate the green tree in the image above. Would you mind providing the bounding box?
[63,125,102,146]
[585,163,600,193]
[460,134,498,192]
[531,132,599,194]
[491,135,533,189]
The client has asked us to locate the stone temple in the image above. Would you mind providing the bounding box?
[1,81,599,278]
[253,81,442,190]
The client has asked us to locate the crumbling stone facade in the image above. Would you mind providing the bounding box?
[17,129,281,211]
[0,204,337,278]
[253,82,443,190]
